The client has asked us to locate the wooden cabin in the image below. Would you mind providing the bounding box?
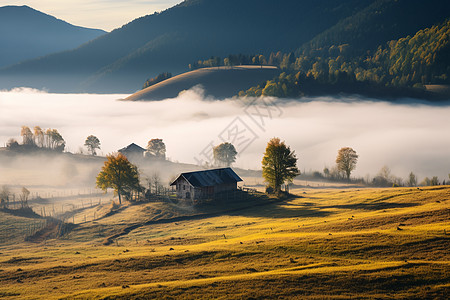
[170,168,242,202]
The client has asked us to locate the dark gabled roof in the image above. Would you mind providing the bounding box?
[118,143,146,153]
[170,168,242,187]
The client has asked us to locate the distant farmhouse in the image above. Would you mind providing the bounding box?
[118,143,145,159]
[170,168,242,202]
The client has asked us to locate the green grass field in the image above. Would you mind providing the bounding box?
[0,186,449,299]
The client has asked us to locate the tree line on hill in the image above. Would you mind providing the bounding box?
[142,72,172,89]
[94,136,450,204]
[6,126,66,152]
[187,19,450,99]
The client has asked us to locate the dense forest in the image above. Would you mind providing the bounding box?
[189,18,450,98]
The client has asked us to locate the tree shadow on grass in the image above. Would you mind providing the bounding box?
[203,192,333,219]
[319,201,420,211]
[234,202,332,219]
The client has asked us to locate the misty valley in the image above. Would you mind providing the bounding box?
[0,89,449,299]
[1,0,449,298]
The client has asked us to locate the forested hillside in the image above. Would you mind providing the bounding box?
[299,0,450,56]
[237,19,450,98]
[0,0,448,94]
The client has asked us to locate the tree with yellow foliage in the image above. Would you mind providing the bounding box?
[96,153,140,204]
[262,138,299,194]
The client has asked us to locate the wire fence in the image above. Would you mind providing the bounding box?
[0,218,48,244]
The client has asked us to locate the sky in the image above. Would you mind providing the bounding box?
[1,88,450,183]
[0,0,182,31]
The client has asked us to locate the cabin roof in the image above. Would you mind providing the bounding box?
[170,167,242,187]
[118,143,146,153]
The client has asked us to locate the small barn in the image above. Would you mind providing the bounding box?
[118,143,146,159]
[170,168,242,202]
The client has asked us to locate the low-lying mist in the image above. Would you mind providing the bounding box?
[1,87,450,183]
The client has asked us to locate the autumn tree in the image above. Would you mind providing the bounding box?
[34,126,44,148]
[21,126,34,145]
[96,153,140,204]
[336,147,358,180]
[146,139,166,160]
[45,129,65,151]
[262,138,299,194]
[213,142,237,167]
[84,135,101,156]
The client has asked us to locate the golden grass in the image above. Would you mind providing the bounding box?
[0,186,448,299]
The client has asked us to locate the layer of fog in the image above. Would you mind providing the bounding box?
[1,87,449,184]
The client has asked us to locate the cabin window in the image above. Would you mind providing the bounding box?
[183,185,185,190]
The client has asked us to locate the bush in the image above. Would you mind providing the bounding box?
[265,186,274,194]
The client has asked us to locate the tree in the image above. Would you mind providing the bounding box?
[19,187,30,208]
[146,139,166,160]
[213,142,237,167]
[430,176,439,186]
[45,129,65,151]
[0,185,10,209]
[408,172,417,187]
[84,135,101,156]
[323,167,330,178]
[262,138,299,194]
[96,153,140,204]
[34,126,44,148]
[336,147,358,180]
[21,126,34,145]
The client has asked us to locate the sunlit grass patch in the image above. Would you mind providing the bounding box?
[0,186,448,299]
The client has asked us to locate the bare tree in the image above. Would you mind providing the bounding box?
[19,187,30,208]
[0,185,10,209]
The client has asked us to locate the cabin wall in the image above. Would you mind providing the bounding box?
[214,183,237,194]
[174,179,238,202]
[175,177,193,200]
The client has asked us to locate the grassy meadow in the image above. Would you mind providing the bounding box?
[0,185,449,299]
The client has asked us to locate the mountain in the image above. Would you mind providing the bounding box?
[0,5,106,68]
[0,0,449,94]
[0,0,374,93]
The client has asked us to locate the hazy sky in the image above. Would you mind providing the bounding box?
[1,0,182,31]
[1,88,450,182]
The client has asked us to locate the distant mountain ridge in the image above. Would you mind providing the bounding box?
[0,5,106,68]
[0,0,374,92]
[0,0,449,93]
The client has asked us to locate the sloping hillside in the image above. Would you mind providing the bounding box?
[0,5,106,68]
[0,186,448,298]
[125,66,280,101]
